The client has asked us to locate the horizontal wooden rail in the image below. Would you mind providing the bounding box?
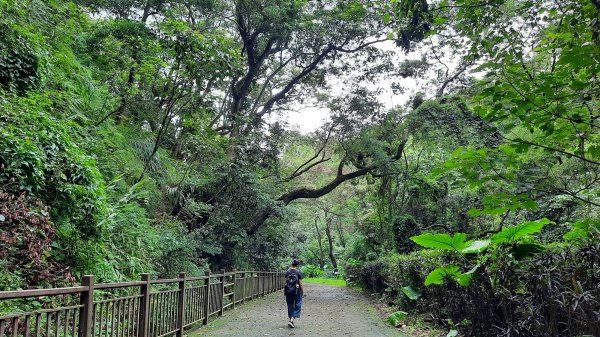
[0,270,285,337]
[0,287,89,300]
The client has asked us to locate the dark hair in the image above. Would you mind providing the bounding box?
[292,259,300,266]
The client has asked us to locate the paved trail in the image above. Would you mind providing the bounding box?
[189,283,406,337]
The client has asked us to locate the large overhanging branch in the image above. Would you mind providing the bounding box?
[247,138,408,235]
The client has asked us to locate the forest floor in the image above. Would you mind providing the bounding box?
[187,283,409,337]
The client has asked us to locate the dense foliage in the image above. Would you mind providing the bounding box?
[1,0,598,335]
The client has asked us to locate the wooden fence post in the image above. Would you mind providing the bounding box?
[176,272,186,337]
[241,272,246,304]
[251,272,256,299]
[203,271,210,325]
[251,272,254,298]
[138,274,151,337]
[257,272,262,297]
[232,269,236,310]
[79,275,94,337]
[219,270,225,316]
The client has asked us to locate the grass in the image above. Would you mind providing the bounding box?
[303,277,346,286]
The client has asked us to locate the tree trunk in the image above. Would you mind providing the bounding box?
[324,212,338,273]
[335,218,346,248]
[314,218,325,269]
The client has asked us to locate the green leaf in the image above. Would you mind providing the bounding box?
[467,208,481,217]
[491,218,551,243]
[425,265,461,286]
[461,240,490,254]
[411,233,469,251]
[447,330,459,337]
[425,265,475,286]
[563,219,600,242]
[387,311,408,326]
[588,145,600,160]
[456,272,473,286]
[401,286,421,300]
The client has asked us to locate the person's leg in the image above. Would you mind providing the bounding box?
[286,295,295,328]
[293,292,302,318]
[285,295,294,320]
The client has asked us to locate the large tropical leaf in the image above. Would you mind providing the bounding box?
[425,265,461,286]
[387,311,408,327]
[563,219,600,242]
[461,239,490,254]
[401,286,421,300]
[491,218,551,244]
[425,265,475,286]
[410,233,469,251]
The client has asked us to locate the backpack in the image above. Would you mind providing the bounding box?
[284,271,299,295]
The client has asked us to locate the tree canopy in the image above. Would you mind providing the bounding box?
[1,0,599,335]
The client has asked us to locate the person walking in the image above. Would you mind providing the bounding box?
[284,259,304,328]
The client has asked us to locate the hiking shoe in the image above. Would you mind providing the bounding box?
[287,320,295,328]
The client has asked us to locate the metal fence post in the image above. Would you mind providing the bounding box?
[203,271,210,325]
[176,273,186,337]
[79,275,94,337]
[219,270,225,316]
[138,274,151,337]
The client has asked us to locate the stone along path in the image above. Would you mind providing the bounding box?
[189,283,407,337]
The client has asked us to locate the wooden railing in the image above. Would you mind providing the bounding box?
[0,270,285,337]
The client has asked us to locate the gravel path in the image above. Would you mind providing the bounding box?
[188,283,407,337]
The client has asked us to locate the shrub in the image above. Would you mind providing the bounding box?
[346,242,600,336]
[0,191,76,287]
[301,264,325,278]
